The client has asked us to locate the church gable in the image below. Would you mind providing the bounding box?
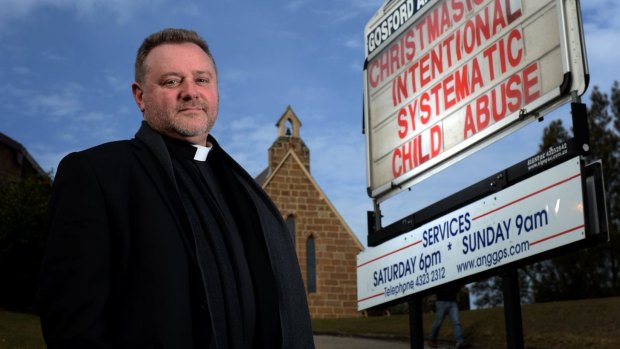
[263,149,362,250]
[263,148,362,318]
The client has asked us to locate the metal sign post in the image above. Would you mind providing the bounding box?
[503,268,524,349]
[409,296,424,349]
[359,1,596,348]
[362,134,608,348]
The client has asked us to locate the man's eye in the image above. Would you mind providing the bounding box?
[163,79,180,87]
[196,78,209,85]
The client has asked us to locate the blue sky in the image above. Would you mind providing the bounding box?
[1,0,619,246]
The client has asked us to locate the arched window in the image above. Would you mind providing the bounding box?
[286,215,295,245]
[306,235,316,293]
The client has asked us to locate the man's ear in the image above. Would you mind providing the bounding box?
[132,82,145,112]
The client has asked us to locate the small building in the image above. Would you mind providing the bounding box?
[0,132,47,181]
[256,106,364,318]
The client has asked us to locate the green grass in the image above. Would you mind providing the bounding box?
[2,297,619,348]
[313,296,620,349]
[0,311,44,349]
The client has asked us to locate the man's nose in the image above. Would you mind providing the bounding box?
[180,81,199,100]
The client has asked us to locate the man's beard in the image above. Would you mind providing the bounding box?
[145,103,217,139]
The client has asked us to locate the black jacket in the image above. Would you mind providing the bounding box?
[38,122,314,348]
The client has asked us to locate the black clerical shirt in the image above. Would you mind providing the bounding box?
[163,137,281,349]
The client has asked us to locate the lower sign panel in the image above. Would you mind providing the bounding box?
[357,156,586,310]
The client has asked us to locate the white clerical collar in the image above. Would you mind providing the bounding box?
[191,144,211,161]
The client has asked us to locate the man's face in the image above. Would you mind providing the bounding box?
[132,43,219,145]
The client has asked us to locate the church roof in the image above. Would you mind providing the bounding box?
[0,132,47,178]
[254,167,270,186]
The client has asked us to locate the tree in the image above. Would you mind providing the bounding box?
[471,82,620,307]
[526,83,620,302]
[469,271,532,308]
[0,174,51,311]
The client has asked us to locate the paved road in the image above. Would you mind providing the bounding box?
[314,335,429,349]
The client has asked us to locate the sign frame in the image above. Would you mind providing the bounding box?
[363,0,590,202]
[357,153,608,310]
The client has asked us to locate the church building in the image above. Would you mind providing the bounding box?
[256,106,364,318]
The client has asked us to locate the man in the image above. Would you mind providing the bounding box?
[38,28,314,349]
[428,284,466,348]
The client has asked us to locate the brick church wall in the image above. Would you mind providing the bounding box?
[263,155,362,318]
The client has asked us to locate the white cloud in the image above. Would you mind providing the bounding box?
[170,2,202,18]
[42,50,70,62]
[3,78,131,156]
[12,66,31,75]
[30,121,128,174]
[315,0,383,22]
[77,111,106,122]
[284,0,312,12]
[581,0,620,30]
[344,37,362,49]
[30,147,72,175]
[221,68,252,85]
[30,84,83,118]
[350,59,364,72]
[0,0,37,18]
[581,1,620,91]
[0,0,164,27]
[105,72,130,93]
[215,113,278,175]
[307,129,365,182]
[281,0,382,23]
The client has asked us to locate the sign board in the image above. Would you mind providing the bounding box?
[357,156,586,310]
[364,0,589,201]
